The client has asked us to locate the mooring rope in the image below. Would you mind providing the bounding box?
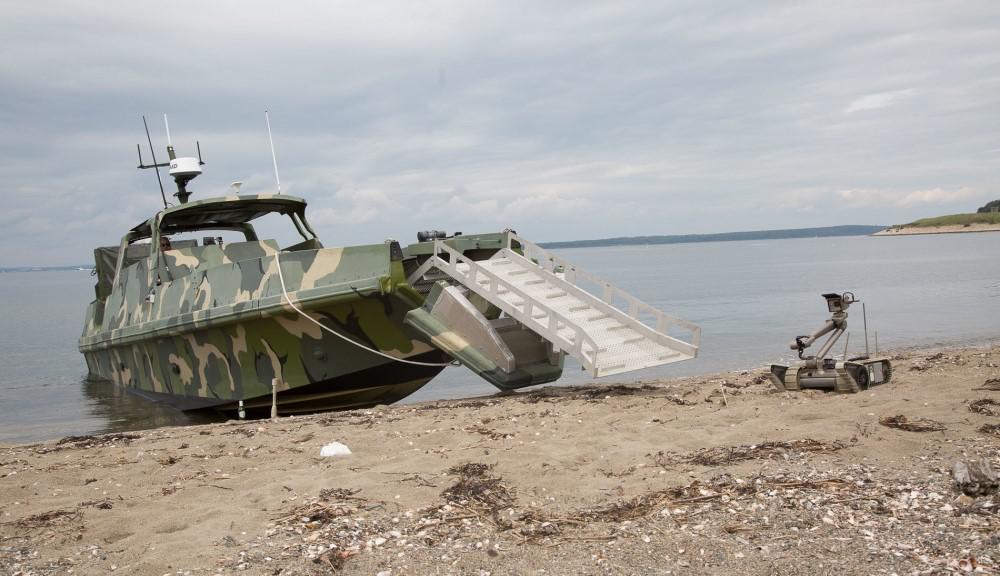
[274,252,456,367]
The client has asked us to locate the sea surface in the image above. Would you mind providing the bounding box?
[1,233,998,444]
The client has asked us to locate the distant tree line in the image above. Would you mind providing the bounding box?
[539,225,885,249]
[978,199,1000,213]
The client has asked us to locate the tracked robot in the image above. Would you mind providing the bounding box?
[770,292,891,393]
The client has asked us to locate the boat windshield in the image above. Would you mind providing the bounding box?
[118,194,319,253]
[131,195,316,240]
[92,194,324,294]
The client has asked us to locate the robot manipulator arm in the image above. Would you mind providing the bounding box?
[789,319,838,358]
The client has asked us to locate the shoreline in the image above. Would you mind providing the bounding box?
[3,343,1000,574]
[873,223,1000,236]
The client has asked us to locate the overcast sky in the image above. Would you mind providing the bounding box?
[1,1,998,265]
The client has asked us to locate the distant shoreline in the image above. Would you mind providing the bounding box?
[16,221,986,270]
[539,225,885,249]
[873,223,1000,236]
[0,266,91,273]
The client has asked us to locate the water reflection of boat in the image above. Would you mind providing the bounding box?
[80,377,219,434]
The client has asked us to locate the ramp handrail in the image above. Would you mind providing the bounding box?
[505,232,701,351]
[415,240,602,371]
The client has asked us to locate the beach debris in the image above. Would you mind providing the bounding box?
[10,508,81,530]
[720,378,746,389]
[969,399,1000,416]
[273,489,367,532]
[578,473,855,523]
[977,423,1000,436]
[975,378,1000,391]
[78,498,114,510]
[664,394,697,405]
[464,424,514,440]
[274,493,363,527]
[315,548,357,570]
[35,432,141,454]
[878,414,946,432]
[442,463,515,513]
[519,520,561,538]
[950,557,980,572]
[653,439,844,467]
[319,441,352,457]
[269,488,372,571]
[719,373,769,390]
[952,459,998,496]
[911,353,969,374]
[292,431,315,444]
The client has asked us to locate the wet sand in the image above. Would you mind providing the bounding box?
[2,345,999,575]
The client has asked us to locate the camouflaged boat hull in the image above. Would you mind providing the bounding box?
[81,294,450,414]
[79,241,451,413]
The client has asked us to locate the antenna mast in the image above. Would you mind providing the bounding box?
[138,115,169,208]
[137,114,203,205]
[265,110,282,194]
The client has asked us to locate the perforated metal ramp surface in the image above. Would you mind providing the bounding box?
[407,233,700,377]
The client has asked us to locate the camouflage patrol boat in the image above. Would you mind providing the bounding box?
[80,125,701,415]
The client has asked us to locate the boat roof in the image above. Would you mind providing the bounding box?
[130,194,307,237]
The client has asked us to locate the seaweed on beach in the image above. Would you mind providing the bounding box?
[273,488,366,527]
[579,482,712,521]
[879,415,946,432]
[442,463,515,513]
[225,427,256,438]
[978,423,1000,436]
[970,399,1000,416]
[464,424,514,440]
[517,383,696,405]
[578,475,856,523]
[448,462,493,478]
[580,384,662,400]
[975,378,1000,391]
[10,508,81,530]
[268,488,378,574]
[35,433,141,454]
[653,439,844,468]
[78,498,114,510]
[318,487,363,501]
[57,432,140,446]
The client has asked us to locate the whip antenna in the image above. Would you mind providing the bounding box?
[140,115,169,208]
[164,114,176,160]
[265,110,282,194]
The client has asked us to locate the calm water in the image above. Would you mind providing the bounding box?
[2,233,998,443]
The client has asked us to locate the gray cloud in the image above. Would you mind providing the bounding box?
[1,1,998,265]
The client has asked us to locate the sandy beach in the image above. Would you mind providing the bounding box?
[873,224,1000,236]
[3,345,1000,575]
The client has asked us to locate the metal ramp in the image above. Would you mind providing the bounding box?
[407,233,700,377]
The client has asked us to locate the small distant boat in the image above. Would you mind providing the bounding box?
[79,117,700,416]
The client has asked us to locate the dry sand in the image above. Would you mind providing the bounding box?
[873,224,1000,236]
[3,346,1000,575]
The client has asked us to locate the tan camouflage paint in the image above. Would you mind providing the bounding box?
[80,195,539,410]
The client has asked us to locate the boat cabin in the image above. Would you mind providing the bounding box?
[92,194,322,301]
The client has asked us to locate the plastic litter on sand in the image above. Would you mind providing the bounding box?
[319,442,352,457]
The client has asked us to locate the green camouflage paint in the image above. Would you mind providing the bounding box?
[80,193,563,412]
